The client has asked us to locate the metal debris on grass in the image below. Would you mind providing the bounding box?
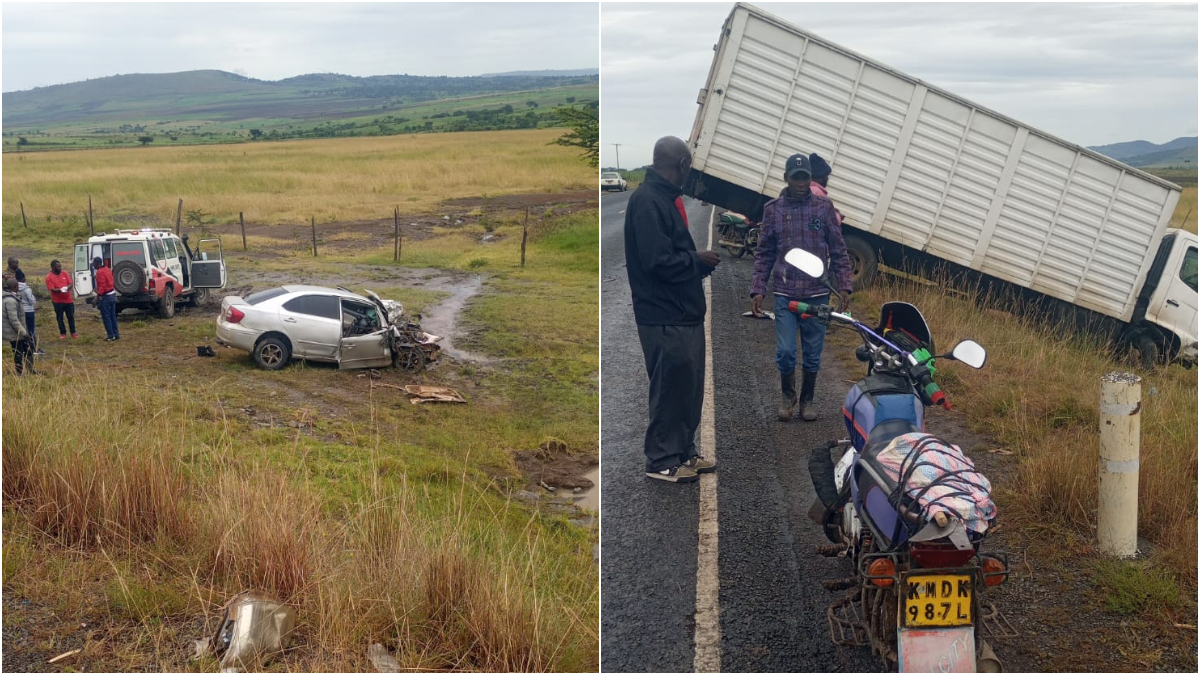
[193,591,297,673]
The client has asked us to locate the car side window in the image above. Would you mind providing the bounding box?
[149,239,167,263]
[164,239,179,259]
[283,294,341,320]
[1181,247,1197,292]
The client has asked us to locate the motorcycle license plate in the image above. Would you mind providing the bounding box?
[901,573,972,627]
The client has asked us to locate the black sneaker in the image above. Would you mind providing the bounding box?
[646,465,700,483]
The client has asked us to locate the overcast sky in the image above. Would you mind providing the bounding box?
[601,1,1199,169]
[2,2,598,92]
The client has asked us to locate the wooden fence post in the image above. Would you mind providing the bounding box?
[394,207,400,262]
[240,212,247,251]
[20,202,27,229]
[175,198,183,235]
[521,207,529,268]
[312,216,318,257]
[88,195,94,232]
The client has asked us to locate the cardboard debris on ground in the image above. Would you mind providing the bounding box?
[404,385,467,404]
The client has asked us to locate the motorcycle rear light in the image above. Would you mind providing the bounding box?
[909,542,976,569]
[867,558,896,587]
[227,307,245,324]
[981,555,1007,586]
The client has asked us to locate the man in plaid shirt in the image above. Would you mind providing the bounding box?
[751,153,853,422]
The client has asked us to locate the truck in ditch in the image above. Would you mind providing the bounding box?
[685,2,1197,367]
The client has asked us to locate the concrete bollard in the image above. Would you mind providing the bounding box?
[1097,372,1142,558]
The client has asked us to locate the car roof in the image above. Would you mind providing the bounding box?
[279,285,367,299]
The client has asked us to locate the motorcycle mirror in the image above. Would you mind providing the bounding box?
[784,248,824,279]
[949,340,987,369]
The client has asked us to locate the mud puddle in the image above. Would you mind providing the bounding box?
[418,275,490,363]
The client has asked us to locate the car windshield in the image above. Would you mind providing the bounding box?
[602,173,620,179]
[245,288,289,305]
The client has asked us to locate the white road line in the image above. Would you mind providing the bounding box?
[694,205,721,672]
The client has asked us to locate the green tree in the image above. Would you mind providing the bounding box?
[549,106,598,167]
[137,135,154,146]
[565,97,575,103]
[526,100,539,108]
[249,128,264,139]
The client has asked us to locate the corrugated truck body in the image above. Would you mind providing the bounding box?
[688,3,1188,332]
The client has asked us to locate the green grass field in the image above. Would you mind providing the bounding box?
[1,132,598,671]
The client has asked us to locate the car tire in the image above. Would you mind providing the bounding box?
[394,345,426,373]
[112,260,145,295]
[187,288,210,308]
[254,335,291,370]
[157,288,175,318]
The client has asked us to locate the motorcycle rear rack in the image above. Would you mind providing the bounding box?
[980,601,1019,639]
[827,590,869,648]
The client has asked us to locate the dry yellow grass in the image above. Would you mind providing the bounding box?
[2,129,595,224]
[1171,186,1197,233]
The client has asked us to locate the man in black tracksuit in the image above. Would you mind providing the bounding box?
[624,136,722,483]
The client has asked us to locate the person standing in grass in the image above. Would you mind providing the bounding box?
[46,260,78,339]
[17,277,45,356]
[3,278,34,375]
[93,256,120,341]
[624,135,721,483]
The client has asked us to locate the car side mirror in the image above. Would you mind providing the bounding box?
[784,248,824,278]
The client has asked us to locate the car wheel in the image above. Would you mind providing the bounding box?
[112,260,145,295]
[1131,332,1160,369]
[394,346,426,373]
[188,288,210,308]
[254,335,291,370]
[157,289,175,318]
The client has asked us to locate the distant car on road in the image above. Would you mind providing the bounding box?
[601,172,628,192]
[215,285,441,371]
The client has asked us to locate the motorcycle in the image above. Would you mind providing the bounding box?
[783,248,1014,673]
[717,212,759,258]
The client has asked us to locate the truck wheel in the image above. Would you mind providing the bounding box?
[157,289,175,319]
[112,260,145,295]
[187,288,210,308]
[844,235,878,291]
[1131,333,1160,369]
[254,336,291,370]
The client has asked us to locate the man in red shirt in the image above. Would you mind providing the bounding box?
[93,256,120,341]
[45,260,78,339]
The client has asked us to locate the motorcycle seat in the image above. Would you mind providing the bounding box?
[732,221,751,232]
[855,419,923,545]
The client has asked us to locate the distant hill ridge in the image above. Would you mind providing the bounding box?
[1089,136,1197,169]
[2,68,598,127]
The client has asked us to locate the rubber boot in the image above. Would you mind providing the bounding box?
[777,371,797,421]
[799,370,819,421]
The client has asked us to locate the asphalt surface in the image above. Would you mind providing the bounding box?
[600,190,879,672]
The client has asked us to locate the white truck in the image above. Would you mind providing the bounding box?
[686,2,1197,367]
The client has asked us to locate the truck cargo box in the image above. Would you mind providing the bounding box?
[688,2,1183,324]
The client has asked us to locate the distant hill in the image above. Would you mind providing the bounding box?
[482,69,599,77]
[2,69,599,128]
[1089,136,1197,168]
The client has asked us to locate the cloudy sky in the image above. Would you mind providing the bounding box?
[601,1,1198,169]
[2,2,598,92]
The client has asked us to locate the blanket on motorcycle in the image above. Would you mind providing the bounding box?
[875,432,996,535]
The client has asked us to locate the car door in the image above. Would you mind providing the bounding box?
[191,238,227,288]
[73,244,95,297]
[161,238,185,289]
[338,298,394,369]
[279,294,341,360]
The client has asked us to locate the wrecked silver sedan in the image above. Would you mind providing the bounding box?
[215,285,441,371]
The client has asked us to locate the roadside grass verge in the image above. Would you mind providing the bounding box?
[1,211,599,670]
[2,129,595,224]
[850,274,1197,594]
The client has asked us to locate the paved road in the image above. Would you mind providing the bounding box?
[600,191,879,672]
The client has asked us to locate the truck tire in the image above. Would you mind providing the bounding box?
[157,288,175,319]
[112,260,145,295]
[254,335,291,370]
[1131,332,1160,369]
[844,235,878,291]
[187,288,210,308]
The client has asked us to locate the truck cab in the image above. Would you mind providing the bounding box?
[1140,229,1198,365]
